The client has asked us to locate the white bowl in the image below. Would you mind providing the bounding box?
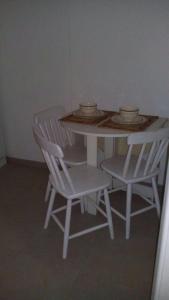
[80,102,97,108]
[119,105,139,122]
[80,102,97,115]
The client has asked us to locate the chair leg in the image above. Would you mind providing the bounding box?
[83,196,88,211]
[44,179,51,202]
[96,190,101,206]
[126,184,132,239]
[104,189,114,239]
[80,197,85,214]
[44,188,56,229]
[63,199,72,259]
[152,177,160,217]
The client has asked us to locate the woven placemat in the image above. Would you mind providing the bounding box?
[60,110,113,125]
[99,113,159,132]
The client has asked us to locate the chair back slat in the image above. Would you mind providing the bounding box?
[65,128,74,146]
[59,158,75,193]
[49,119,58,143]
[33,126,75,194]
[143,141,156,175]
[39,117,68,146]
[34,106,74,148]
[51,155,66,191]
[133,143,146,177]
[123,128,169,179]
[151,139,169,172]
[42,149,66,191]
[123,145,133,177]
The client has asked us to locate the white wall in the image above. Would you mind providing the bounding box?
[70,0,169,114]
[0,0,169,161]
[0,1,71,161]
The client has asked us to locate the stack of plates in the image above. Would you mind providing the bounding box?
[119,105,139,122]
[111,105,147,125]
[73,102,105,118]
[80,102,97,115]
[112,115,147,125]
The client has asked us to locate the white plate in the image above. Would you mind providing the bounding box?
[112,115,147,125]
[73,110,105,118]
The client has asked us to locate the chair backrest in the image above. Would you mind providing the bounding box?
[33,106,74,148]
[123,128,169,178]
[33,126,75,194]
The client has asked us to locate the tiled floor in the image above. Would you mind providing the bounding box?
[0,163,160,300]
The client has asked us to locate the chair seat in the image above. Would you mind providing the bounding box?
[50,165,112,199]
[101,155,159,184]
[64,145,87,166]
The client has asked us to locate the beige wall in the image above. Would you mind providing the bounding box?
[0,0,169,161]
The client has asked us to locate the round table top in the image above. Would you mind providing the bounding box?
[62,117,168,138]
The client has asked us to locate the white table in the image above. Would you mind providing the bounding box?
[62,115,169,214]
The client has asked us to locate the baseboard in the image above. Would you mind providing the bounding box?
[6,157,47,169]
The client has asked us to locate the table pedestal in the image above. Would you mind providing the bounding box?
[85,135,98,215]
[85,136,118,214]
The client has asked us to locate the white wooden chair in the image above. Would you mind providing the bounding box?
[33,126,114,259]
[101,128,169,239]
[34,106,87,202]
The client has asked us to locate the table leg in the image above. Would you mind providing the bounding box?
[85,135,97,215]
[104,137,116,190]
[87,135,97,166]
[104,137,116,158]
